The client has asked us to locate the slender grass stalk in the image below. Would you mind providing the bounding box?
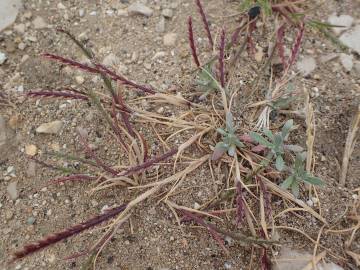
[122,148,177,176]
[29,156,75,174]
[180,209,227,253]
[286,21,305,72]
[48,174,99,185]
[78,132,119,176]
[42,53,155,94]
[219,29,226,88]
[276,24,287,69]
[195,0,214,49]
[188,17,201,67]
[12,204,127,260]
[27,89,88,101]
[236,181,245,225]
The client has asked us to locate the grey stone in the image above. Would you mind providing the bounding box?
[354,61,360,75]
[36,120,63,134]
[163,33,177,47]
[7,182,18,200]
[13,23,25,33]
[162,9,173,18]
[78,9,85,17]
[274,247,344,270]
[155,16,165,33]
[128,3,153,17]
[27,217,36,225]
[340,25,360,54]
[102,53,120,67]
[32,16,47,29]
[0,0,22,32]
[0,115,16,161]
[339,53,353,71]
[296,56,317,76]
[328,14,353,35]
[0,52,6,65]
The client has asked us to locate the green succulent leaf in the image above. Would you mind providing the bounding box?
[234,138,245,148]
[216,128,227,136]
[275,155,285,171]
[281,119,294,139]
[212,142,228,161]
[284,144,304,153]
[263,128,274,140]
[291,181,300,198]
[198,63,219,91]
[226,112,235,133]
[273,133,283,149]
[281,176,294,189]
[250,132,273,148]
[228,144,236,157]
[303,175,324,186]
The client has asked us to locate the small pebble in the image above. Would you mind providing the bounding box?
[32,16,47,29]
[339,53,353,71]
[57,3,66,9]
[7,181,18,200]
[18,42,26,50]
[36,120,63,134]
[162,9,173,18]
[128,3,153,17]
[75,75,85,84]
[224,262,232,269]
[27,217,36,225]
[25,144,37,156]
[163,33,177,47]
[0,51,7,65]
[79,9,85,17]
[155,17,165,33]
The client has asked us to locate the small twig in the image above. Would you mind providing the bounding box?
[340,106,360,186]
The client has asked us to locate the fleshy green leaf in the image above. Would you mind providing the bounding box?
[198,63,219,91]
[212,142,228,161]
[234,138,245,148]
[291,181,300,197]
[284,144,304,153]
[294,154,305,171]
[303,175,324,186]
[250,132,273,148]
[226,112,234,133]
[275,155,285,171]
[228,144,236,157]
[273,133,283,149]
[281,119,293,139]
[216,128,227,136]
[263,128,274,140]
[281,176,294,189]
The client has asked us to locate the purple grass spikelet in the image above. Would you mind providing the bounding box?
[195,0,214,49]
[48,174,99,185]
[188,16,201,67]
[42,53,155,94]
[122,148,177,176]
[180,209,227,254]
[12,204,127,260]
[276,24,287,69]
[287,21,305,70]
[258,177,272,221]
[236,181,245,225]
[219,29,226,88]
